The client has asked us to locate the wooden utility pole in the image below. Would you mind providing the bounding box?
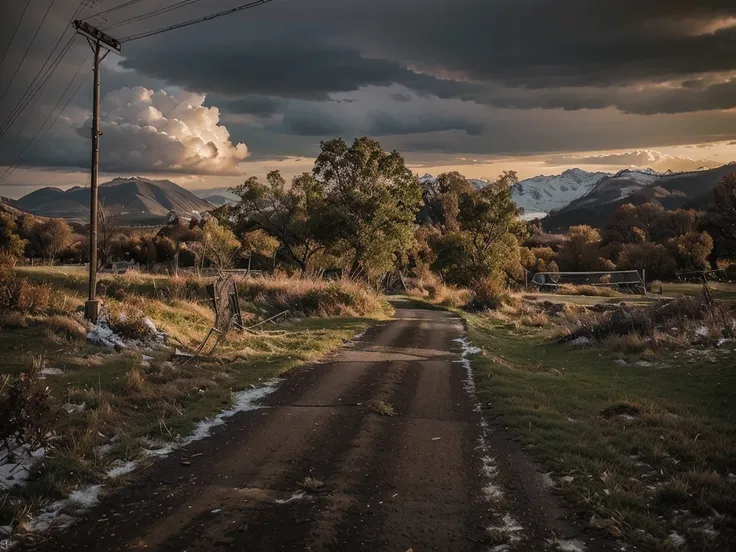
[72,20,121,323]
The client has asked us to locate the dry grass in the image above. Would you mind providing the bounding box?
[298,475,325,492]
[42,315,87,342]
[407,273,472,308]
[371,400,397,416]
[0,311,27,329]
[557,284,621,297]
[237,274,386,318]
[601,332,650,355]
[125,367,147,395]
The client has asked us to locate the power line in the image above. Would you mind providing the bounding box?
[103,0,208,32]
[0,35,76,138]
[0,2,31,65]
[119,0,274,42]
[0,0,58,107]
[85,0,145,21]
[0,1,87,138]
[0,54,92,185]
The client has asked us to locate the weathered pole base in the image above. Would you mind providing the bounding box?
[85,299,100,323]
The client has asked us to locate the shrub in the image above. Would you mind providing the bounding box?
[0,372,58,453]
[469,278,512,310]
[106,302,155,340]
[0,311,26,329]
[0,268,52,314]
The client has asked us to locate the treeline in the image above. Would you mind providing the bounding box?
[2,138,735,291]
[524,173,736,281]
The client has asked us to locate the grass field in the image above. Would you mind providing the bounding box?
[465,312,736,551]
[1,266,390,529]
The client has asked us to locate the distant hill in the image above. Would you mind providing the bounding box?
[15,177,214,224]
[543,164,736,232]
[192,187,240,206]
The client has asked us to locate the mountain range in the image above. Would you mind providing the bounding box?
[13,177,214,224]
[6,163,735,229]
[541,164,736,231]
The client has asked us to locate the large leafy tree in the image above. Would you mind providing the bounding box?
[312,138,423,277]
[428,171,526,286]
[38,219,73,264]
[229,170,323,273]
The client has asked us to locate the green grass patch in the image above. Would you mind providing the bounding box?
[464,312,736,551]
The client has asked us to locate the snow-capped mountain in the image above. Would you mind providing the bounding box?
[511,168,609,219]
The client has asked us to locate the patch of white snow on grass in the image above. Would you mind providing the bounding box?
[0,446,45,490]
[105,460,138,479]
[181,379,279,446]
[554,539,586,552]
[274,491,307,504]
[487,513,524,544]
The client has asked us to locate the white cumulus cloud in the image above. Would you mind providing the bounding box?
[79,87,248,175]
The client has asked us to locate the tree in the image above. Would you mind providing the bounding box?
[38,219,73,264]
[0,212,27,265]
[241,229,279,273]
[616,242,676,280]
[97,201,124,269]
[229,170,324,273]
[197,218,240,271]
[312,138,423,277]
[429,172,526,286]
[703,173,736,262]
[666,231,714,272]
[557,225,614,271]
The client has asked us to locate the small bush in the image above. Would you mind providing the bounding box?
[601,332,650,355]
[469,278,512,311]
[0,311,26,329]
[0,268,52,314]
[106,302,155,340]
[0,371,58,453]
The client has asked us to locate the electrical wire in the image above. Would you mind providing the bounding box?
[0,54,92,185]
[0,35,76,138]
[119,0,274,42]
[0,0,58,107]
[0,2,31,65]
[103,0,208,32]
[0,0,87,138]
[85,0,145,21]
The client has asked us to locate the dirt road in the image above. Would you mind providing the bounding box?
[23,300,611,551]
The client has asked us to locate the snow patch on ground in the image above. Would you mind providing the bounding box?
[274,491,307,504]
[28,485,102,532]
[455,338,507,502]
[105,460,139,479]
[487,513,524,547]
[554,539,587,551]
[0,446,45,490]
[38,367,63,378]
[181,380,279,446]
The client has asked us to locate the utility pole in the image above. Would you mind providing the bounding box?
[72,20,121,323]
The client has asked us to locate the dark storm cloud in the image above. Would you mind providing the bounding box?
[279,106,484,137]
[113,0,736,113]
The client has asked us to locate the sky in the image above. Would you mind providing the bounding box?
[1,0,736,199]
